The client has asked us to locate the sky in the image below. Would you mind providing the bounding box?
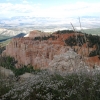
[0,0,100,18]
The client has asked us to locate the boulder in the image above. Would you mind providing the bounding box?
[0,66,14,78]
[19,72,34,80]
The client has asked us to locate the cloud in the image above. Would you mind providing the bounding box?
[0,3,41,17]
[0,1,100,18]
[47,2,100,17]
[22,0,29,4]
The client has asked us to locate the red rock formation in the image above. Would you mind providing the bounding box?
[3,30,100,69]
[24,30,49,38]
[4,37,69,69]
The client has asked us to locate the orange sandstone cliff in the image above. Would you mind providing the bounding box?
[3,30,100,69]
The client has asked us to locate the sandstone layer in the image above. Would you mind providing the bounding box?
[3,30,100,70]
[4,37,69,69]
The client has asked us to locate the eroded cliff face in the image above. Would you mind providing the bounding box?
[4,37,70,69]
[48,49,91,73]
[3,30,100,70]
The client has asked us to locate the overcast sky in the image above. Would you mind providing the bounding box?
[0,0,100,18]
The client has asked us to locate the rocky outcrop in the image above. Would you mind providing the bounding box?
[0,66,14,77]
[4,37,69,69]
[19,73,34,80]
[3,30,100,70]
[24,30,49,38]
[48,49,90,73]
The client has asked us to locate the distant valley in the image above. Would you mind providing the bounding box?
[0,16,100,43]
[0,16,100,31]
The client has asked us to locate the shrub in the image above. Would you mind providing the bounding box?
[1,70,100,100]
[0,56,37,76]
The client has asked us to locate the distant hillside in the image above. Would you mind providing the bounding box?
[13,33,26,38]
[0,35,10,40]
[0,28,28,37]
[0,33,26,43]
[82,28,100,35]
[0,39,11,47]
